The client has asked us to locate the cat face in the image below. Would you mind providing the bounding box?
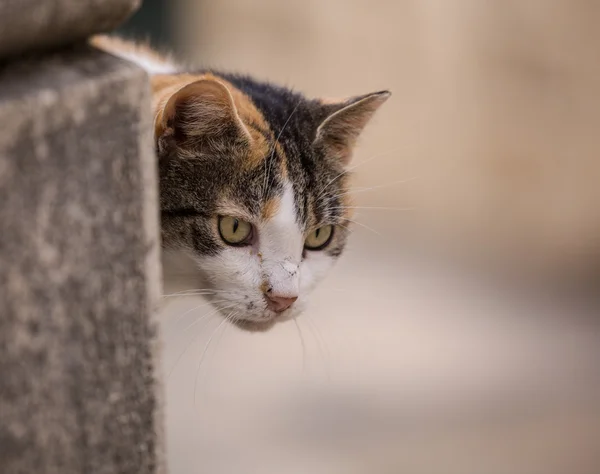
[155,73,389,329]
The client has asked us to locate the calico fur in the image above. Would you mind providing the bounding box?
[92,35,390,328]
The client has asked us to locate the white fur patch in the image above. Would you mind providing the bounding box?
[111,49,177,75]
[259,182,303,297]
[163,180,338,324]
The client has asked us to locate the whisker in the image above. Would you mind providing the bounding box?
[330,206,415,211]
[163,289,212,297]
[162,288,231,298]
[342,217,382,237]
[162,292,218,299]
[317,156,376,199]
[171,301,212,324]
[293,318,308,373]
[180,301,234,333]
[316,147,403,201]
[172,298,230,326]
[333,176,418,198]
[166,304,235,379]
[194,311,237,406]
[263,101,301,200]
[303,315,331,381]
[193,314,232,406]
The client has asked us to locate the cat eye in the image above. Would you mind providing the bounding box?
[304,225,334,251]
[218,216,253,246]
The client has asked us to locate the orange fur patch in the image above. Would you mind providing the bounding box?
[151,73,271,167]
[261,197,281,220]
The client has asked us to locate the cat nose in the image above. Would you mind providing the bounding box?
[265,293,298,313]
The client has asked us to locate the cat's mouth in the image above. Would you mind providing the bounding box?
[196,286,302,331]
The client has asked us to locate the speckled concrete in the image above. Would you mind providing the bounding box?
[0,45,163,474]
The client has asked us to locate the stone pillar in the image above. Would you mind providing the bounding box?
[0,2,164,474]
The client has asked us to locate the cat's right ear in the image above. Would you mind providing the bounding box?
[314,90,391,166]
[156,78,253,157]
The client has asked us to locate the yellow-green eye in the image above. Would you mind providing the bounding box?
[218,216,253,246]
[304,225,334,250]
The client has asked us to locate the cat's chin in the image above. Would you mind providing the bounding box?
[231,318,279,333]
[230,311,298,332]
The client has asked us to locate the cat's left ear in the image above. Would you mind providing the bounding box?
[313,90,391,165]
[156,78,253,156]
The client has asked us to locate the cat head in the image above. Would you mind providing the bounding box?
[154,73,389,330]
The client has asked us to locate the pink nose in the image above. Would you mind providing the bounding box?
[265,294,298,313]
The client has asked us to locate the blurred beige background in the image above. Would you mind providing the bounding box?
[159,1,600,473]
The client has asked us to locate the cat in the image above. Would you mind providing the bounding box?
[91,35,390,330]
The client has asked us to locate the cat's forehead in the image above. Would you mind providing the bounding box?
[200,83,347,226]
[225,157,348,229]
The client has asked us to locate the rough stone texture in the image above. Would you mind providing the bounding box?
[0,45,163,474]
[0,0,140,59]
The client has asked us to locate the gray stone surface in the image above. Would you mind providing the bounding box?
[0,0,140,59]
[0,45,163,474]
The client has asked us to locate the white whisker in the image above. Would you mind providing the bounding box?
[172,298,230,326]
[333,176,417,198]
[316,147,403,202]
[263,101,301,200]
[337,223,351,233]
[162,288,231,298]
[166,304,236,379]
[303,315,331,381]
[331,206,415,211]
[293,317,308,373]
[343,217,382,237]
[180,302,235,333]
[193,313,232,406]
